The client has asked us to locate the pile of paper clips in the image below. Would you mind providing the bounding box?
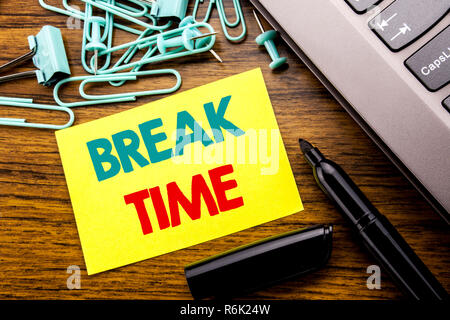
[0,0,247,129]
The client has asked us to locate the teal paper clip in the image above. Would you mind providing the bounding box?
[0,96,74,130]
[81,0,166,31]
[147,0,189,22]
[79,69,181,100]
[108,33,159,87]
[0,26,71,87]
[193,0,246,42]
[108,0,150,17]
[38,0,171,35]
[80,1,172,74]
[53,69,182,107]
[110,0,173,31]
[93,22,216,74]
[38,0,85,21]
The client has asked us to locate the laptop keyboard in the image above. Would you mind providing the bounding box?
[346,0,450,110]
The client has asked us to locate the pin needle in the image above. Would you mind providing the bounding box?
[253,10,265,33]
[190,32,223,63]
[94,50,98,75]
[189,32,218,41]
[209,49,223,63]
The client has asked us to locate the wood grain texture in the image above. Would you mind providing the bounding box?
[0,1,448,300]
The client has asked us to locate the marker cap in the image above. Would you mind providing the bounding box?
[185,224,333,299]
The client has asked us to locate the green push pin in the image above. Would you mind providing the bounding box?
[85,16,107,75]
[179,16,223,62]
[157,26,217,55]
[253,10,287,70]
[157,28,195,54]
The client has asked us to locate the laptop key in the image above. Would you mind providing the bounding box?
[443,96,450,113]
[369,0,450,51]
[345,0,382,14]
[405,26,450,92]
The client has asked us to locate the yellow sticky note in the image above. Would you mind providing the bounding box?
[56,68,303,275]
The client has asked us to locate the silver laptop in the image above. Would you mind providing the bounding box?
[250,0,450,223]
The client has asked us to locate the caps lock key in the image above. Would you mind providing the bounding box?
[405,26,450,92]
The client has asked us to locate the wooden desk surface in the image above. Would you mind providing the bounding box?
[0,1,448,300]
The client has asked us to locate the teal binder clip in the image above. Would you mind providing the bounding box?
[53,69,182,107]
[0,96,74,130]
[193,0,246,42]
[0,26,71,87]
[148,0,189,22]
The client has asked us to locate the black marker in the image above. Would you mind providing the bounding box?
[299,139,448,300]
